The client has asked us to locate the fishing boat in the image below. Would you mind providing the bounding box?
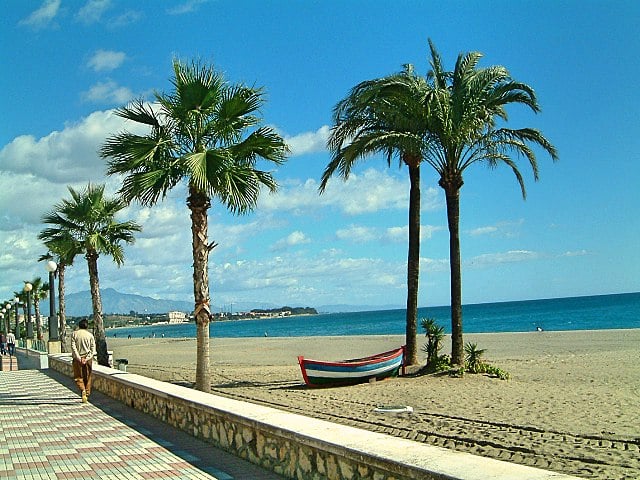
[297,346,405,387]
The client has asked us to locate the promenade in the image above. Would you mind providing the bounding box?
[0,363,284,480]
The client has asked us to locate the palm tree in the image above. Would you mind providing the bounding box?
[26,277,48,341]
[421,40,557,365]
[40,184,141,366]
[320,64,431,365]
[38,244,78,352]
[100,59,288,392]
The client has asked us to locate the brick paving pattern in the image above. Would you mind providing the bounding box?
[0,369,283,480]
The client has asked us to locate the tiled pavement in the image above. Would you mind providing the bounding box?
[0,367,285,480]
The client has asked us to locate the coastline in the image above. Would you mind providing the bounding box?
[107,329,640,479]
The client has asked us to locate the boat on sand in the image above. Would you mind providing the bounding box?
[298,346,405,387]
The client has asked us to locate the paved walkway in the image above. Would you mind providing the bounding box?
[0,367,285,480]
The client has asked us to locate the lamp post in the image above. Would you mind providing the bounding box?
[13,297,19,338]
[45,260,61,353]
[24,282,33,342]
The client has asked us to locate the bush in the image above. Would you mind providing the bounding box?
[420,317,444,368]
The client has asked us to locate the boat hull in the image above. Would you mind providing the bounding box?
[298,346,405,387]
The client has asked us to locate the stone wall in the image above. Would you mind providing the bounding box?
[48,354,579,480]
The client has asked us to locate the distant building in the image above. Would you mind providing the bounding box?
[168,311,188,324]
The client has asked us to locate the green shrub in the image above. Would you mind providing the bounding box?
[464,342,487,374]
[420,317,445,368]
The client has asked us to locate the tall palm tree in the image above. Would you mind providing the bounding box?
[40,184,141,366]
[37,243,78,352]
[422,40,557,365]
[26,277,48,341]
[100,59,288,392]
[320,64,431,365]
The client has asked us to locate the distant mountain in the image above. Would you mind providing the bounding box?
[64,288,280,317]
[65,288,193,317]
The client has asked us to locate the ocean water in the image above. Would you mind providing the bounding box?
[108,292,640,339]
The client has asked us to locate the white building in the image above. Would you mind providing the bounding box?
[168,311,188,324]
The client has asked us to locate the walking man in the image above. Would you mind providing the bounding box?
[71,319,96,403]
[6,331,16,356]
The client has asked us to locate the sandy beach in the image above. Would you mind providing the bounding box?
[107,329,640,479]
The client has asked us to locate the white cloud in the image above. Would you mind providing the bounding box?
[81,80,135,104]
[167,0,211,15]
[467,219,524,237]
[88,50,126,72]
[20,0,61,29]
[284,125,330,156]
[271,231,311,251]
[336,225,376,243]
[76,0,111,25]
[560,250,589,257]
[208,251,409,306]
[336,224,442,244]
[262,169,442,216]
[467,250,542,267]
[108,10,142,27]
[468,226,498,236]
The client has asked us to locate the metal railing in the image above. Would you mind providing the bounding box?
[16,338,47,352]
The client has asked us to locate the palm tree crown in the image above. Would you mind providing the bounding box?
[40,183,141,365]
[102,59,288,210]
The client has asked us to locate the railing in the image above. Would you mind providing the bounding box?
[32,339,47,352]
[16,338,47,352]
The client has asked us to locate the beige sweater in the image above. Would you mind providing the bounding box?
[71,329,96,362]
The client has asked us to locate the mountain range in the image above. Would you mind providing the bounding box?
[63,288,401,317]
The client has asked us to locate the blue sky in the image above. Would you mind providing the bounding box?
[1,0,638,311]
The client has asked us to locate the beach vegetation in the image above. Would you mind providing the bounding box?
[418,40,557,366]
[464,342,486,373]
[321,64,433,366]
[101,59,288,392]
[420,317,445,368]
[39,184,141,366]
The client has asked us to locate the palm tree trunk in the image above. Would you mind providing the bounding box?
[405,164,420,365]
[58,265,68,352]
[87,251,109,366]
[188,187,212,393]
[444,184,464,366]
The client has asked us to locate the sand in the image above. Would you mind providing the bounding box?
[107,329,640,479]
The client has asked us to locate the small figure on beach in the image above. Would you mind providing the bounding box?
[71,319,97,403]
[6,331,16,356]
[0,333,6,355]
[536,326,544,332]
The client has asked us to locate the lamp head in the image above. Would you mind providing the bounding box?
[45,260,58,273]
[24,282,32,292]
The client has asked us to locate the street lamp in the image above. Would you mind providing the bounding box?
[24,282,33,340]
[13,297,19,338]
[45,261,59,341]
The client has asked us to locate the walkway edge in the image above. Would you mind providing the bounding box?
[48,353,580,480]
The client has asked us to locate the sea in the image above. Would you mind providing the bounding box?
[107,292,640,339]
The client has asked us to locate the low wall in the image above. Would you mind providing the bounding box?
[48,354,579,480]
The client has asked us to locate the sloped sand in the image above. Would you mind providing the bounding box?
[108,329,640,479]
